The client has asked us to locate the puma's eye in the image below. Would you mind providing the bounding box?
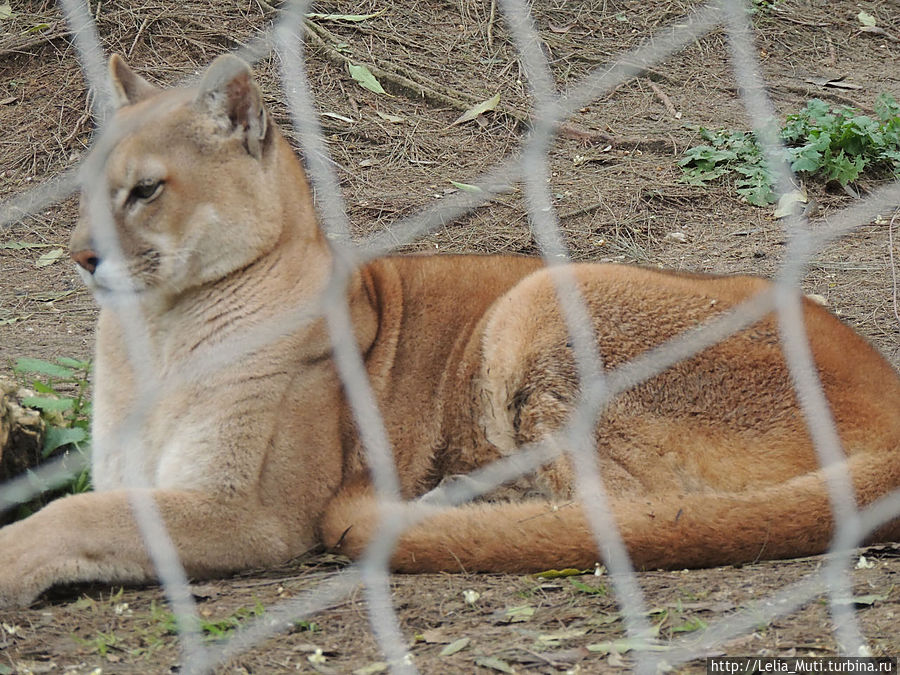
[129,180,164,203]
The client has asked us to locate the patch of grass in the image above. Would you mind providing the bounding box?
[679,93,900,205]
[79,630,122,657]
[569,577,608,596]
[9,357,92,519]
[75,599,282,661]
[653,604,708,639]
[749,0,780,13]
[150,599,272,643]
[14,356,92,464]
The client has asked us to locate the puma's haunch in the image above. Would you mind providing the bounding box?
[0,54,898,608]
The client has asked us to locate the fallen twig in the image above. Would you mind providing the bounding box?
[556,123,676,154]
[487,0,497,49]
[304,18,681,156]
[0,25,72,59]
[304,18,530,127]
[888,210,900,332]
[649,81,679,118]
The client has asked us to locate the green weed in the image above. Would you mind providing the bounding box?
[749,0,780,13]
[79,630,121,657]
[679,93,900,205]
[76,599,284,661]
[653,606,708,638]
[14,356,92,463]
[569,577,608,596]
[671,616,708,633]
[149,599,272,643]
[8,357,92,519]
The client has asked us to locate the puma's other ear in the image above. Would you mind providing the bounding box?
[195,54,269,160]
[108,54,160,108]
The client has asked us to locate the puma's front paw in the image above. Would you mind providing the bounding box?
[0,494,113,609]
[0,517,51,609]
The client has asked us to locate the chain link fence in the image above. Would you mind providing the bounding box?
[2,0,899,673]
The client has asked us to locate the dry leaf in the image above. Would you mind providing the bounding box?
[449,180,482,193]
[418,627,453,644]
[500,605,534,623]
[548,21,576,33]
[321,111,355,123]
[855,555,876,569]
[347,63,386,95]
[306,9,386,22]
[35,248,64,268]
[774,189,808,218]
[439,637,471,656]
[375,110,405,123]
[451,93,500,126]
[474,656,515,673]
[857,10,876,27]
[462,589,480,604]
[534,567,590,578]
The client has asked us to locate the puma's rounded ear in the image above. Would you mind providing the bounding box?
[195,54,269,160]
[108,54,160,108]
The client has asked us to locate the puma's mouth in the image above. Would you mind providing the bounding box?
[77,258,148,295]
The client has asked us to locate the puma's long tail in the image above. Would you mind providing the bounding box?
[321,451,900,572]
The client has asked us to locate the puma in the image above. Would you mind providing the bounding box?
[0,54,898,609]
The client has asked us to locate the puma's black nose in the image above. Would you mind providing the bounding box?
[71,249,100,275]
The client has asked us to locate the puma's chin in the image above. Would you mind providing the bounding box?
[87,259,149,295]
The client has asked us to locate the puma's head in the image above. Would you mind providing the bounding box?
[70,54,305,299]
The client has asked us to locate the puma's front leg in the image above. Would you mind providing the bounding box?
[0,488,299,608]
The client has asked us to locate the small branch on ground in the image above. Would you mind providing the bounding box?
[303,19,530,124]
[0,24,72,58]
[487,0,497,49]
[304,19,680,156]
[556,124,677,154]
[649,81,679,118]
[888,210,900,332]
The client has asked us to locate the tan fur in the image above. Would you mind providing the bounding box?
[0,55,898,607]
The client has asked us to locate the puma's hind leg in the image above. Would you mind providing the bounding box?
[322,264,900,572]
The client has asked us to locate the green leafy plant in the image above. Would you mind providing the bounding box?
[75,598,289,661]
[679,127,772,205]
[150,599,274,642]
[749,0,780,13]
[13,356,92,495]
[679,93,900,205]
[79,630,122,657]
[569,577,608,596]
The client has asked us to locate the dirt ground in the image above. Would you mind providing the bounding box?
[1,0,899,673]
